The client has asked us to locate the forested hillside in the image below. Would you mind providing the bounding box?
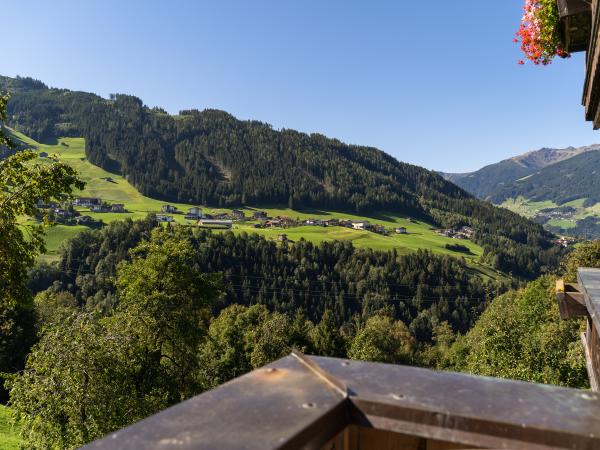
[0,75,562,278]
[488,150,600,205]
[441,144,600,200]
[10,222,590,449]
[35,217,505,342]
[442,144,600,238]
[441,159,535,199]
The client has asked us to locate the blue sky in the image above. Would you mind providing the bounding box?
[3,0,598,172]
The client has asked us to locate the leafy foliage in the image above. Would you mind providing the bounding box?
[7,230,222,449]
[348,315,414,364]
[7,226,592,448]
[9,229,436,449]
[0,96,83,401]
[197,304,299,389]
[446,276,587,387]
[562,240,600,282]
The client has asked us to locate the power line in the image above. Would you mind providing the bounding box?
[56,258,498,291]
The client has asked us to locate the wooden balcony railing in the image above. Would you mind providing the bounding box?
[558,267,600,391]
[81,348,600,449]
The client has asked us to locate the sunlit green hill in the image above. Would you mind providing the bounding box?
[10,129,507,280]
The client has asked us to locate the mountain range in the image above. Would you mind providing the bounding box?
[441,144,600,200]
[442,144,600,238]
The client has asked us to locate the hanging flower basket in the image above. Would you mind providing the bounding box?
[557,0,592,53]
[515,0,570,65]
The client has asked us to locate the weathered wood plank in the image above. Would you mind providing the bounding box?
[556,279,587,319]
[83,354,600,450]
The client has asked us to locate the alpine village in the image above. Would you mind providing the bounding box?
[4,1,600,449]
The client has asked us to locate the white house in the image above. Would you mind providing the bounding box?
[73,197,101,207]
[352,221,370,231]
[185,207,203,220]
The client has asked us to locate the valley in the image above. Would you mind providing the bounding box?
[2,3,599,448]
[443,144,600,239]
[13,129,503,278]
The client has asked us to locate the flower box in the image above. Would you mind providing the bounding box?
[557,0,592,52]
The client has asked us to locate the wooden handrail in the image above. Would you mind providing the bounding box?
[81,352,600,450]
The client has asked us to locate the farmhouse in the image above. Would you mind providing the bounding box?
[232,209,245,220]
[436,226,475,240]
[73,197,101,207]
[36,199,57,209]
[279,216,295,227]
[185,207,202,220]
[197,219,233,229]
[54,208,74,218]
[111,204,125,213]
[265,219,281,227]
[395,227,407,234]
[188,206,202,216]
[91,204,111,213]
[371,224,388,235]
[352,221,370,231]
[253,211,268,220]
[156,214,174,223]
[161,204,178,213]
[457,226,474,238]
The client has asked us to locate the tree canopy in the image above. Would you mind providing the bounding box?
[445,276,587,388]
[0,95,83,397]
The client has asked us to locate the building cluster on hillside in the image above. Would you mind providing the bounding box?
[249,213,411,237]
[36,199,429,240]
[532,207,576,227]
[435,226,474,240]
[157,206,246,226]
[73,197,126,213]
[553,236,578,248]
[36,200,100,226]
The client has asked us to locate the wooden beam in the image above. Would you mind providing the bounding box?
[556,279,587,319]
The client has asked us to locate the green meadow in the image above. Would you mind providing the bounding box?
[500,195,600,234]
[11,130,504,280]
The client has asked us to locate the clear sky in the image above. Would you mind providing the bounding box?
[3,0,598,172]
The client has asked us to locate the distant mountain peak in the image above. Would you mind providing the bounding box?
[441,143,600,199]
[509,144,600,170]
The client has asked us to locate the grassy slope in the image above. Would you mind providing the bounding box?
[499,196,595,231]
[0,406,21,450]
[11,130,503,280]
